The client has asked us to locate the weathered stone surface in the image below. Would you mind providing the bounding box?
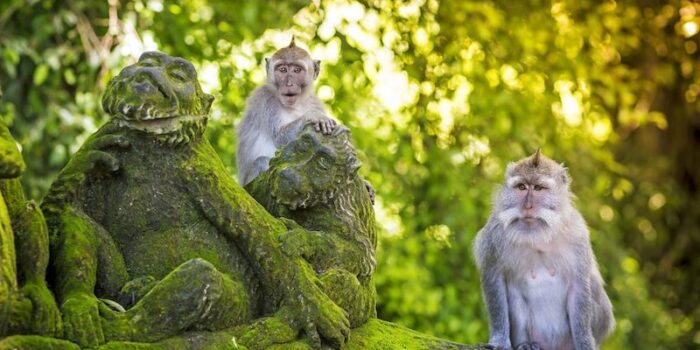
[95,319,488,350]
[0,121,70,347]
[246,124,377,329]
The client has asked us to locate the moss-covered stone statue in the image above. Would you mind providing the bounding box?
[245,124,377,329]
[39,52,487,350]
[0,121,78,349]
[41,52,351,349]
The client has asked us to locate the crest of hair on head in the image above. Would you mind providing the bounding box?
[289,35,296,48]
[531,148,542,167]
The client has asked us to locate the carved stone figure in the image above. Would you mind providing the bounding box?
[41,52,350,349]
[246,124,377,328]
[0,121,78,349]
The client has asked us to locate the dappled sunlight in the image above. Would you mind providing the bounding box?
[2,0,698,348]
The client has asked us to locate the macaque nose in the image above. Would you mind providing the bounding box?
[524,192,534,210]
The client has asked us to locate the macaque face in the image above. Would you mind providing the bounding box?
[272,59,315,107]
[496,154,569,241]
[502,175,562,233]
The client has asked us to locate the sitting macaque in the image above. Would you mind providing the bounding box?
[236,37,337,187]
[473,150,615,350]
[0,121,62,337]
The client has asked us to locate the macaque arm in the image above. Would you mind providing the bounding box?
[567,243,596,350]
[475,220,512,348]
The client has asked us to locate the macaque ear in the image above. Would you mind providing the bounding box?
[505,162,515,178]
[313,59,321,80]
[265,57,271,74]
[558,163,570,185]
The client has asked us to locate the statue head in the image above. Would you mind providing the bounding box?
[268,124,362,210]
[101,52,214,145]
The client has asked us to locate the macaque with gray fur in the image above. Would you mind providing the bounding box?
[236,38,337,186]
[473,150,614,350]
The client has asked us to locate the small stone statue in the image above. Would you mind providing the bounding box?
[246,123,378,329]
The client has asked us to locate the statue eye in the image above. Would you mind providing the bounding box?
[140,59,157,67]
[171,70,187,81]
[517,184,527,191]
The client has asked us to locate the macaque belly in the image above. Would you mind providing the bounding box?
[517,267,573,350]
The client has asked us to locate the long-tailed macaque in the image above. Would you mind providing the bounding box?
[236,38,336,186]
[473,150,614,350]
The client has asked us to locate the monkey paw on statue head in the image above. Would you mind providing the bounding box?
[474,149,615,350]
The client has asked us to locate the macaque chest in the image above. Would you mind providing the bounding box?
[509,251,574,349]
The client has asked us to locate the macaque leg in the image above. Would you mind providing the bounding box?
[102,258,250,343]
[319,269,376,328]
[507,286,530,347]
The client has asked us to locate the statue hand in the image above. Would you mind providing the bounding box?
[61,292,105,347]
[278,228,314,259]
[20,280,62,336]
[286,267,350,349]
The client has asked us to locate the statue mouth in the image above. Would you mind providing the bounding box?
[114,113,207,135]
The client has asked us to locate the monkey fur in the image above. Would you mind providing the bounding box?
[473,150,614,350]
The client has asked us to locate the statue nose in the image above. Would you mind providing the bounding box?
[133,80,157,94]
[280,169,302,189]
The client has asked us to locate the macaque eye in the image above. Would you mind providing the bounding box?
[277,66,288,73]
[517,184,527,191]
[293,66,302,73]
[534,184,546,191]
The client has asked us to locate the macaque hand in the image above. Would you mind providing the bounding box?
[61,292,105,348]
[314,117,337,135]
[20,280,63,336]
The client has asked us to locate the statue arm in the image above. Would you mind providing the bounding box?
[278,219,375,277]
[187,141,350,348]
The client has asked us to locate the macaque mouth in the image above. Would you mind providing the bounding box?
[282,93,298,97]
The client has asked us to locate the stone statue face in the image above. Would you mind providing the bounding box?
[101,52,214,143]
[269,125,361,209]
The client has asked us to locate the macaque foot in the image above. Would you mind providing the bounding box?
[515,342,541,350]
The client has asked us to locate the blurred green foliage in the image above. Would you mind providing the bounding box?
[1,0,698,349]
